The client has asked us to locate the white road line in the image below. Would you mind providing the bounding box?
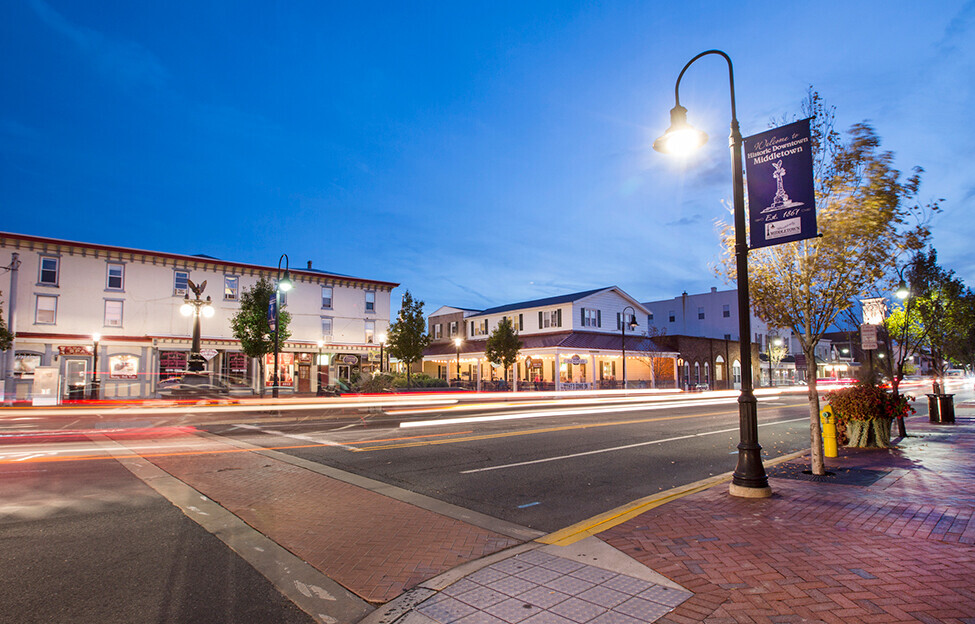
[402,396,781,429]
[459,416,808,473]
[234,423,358,451]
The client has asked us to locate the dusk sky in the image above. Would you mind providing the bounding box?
[2,1,973,316]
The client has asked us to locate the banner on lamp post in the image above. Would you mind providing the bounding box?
[744,118,817,248]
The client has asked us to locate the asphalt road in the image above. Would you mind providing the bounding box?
[205,391,818,531]
[0,449,317,624]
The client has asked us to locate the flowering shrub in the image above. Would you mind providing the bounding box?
[824,382,915,422]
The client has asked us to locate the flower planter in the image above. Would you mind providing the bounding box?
[844,418,892,448]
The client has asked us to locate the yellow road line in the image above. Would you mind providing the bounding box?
[538,448,809,546]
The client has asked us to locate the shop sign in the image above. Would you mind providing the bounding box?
[860,324,878,351]
[296,353,313,363]
[59,345,93,356]
[341,354,359,364]
[200,348,218,361]
[566,355,585,366]
[744,118,817,248]
[525,357,542,369]
[226,352,248,373]
[109,355,140,380]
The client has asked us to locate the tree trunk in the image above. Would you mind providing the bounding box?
[259,358,266,398]
[806,345,826,475]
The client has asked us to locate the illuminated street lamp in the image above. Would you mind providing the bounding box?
[654,50,771,498]
[180,283,215,372]
[89,332,101,400]
[453,337,462,384]
[620,305,638,388]
[273,254,293,398]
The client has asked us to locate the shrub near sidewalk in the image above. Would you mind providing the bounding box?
[825,382,915,448]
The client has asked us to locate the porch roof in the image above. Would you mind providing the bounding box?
[423,331,674,358]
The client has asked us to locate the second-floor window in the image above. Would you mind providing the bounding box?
[669,310,676,323]
[449,321,458,336]
[722,304,731,318]
[174,270,189,296]
[224,276,239,301]
[104,300,123,327]
[698,306,705,320]
[365,320,375,343]
[321,286,333,309]
[35,294,57,324]
[540,309,562,328]
[581,308,600,328]
[365,291,375,313]
[106,263,124,290]
[433,323,442,339]
[39,256,59,286]
[471,319,488,336]
[321,317,333,337]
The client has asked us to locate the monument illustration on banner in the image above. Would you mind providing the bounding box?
[760,160,805,214]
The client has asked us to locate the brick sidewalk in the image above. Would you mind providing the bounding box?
[109,431,523,604]
[600,412,975,623]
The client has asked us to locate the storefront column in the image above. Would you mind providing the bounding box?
[589,353,597,389]
[554,350,561,392]
[673,358,679,390]
[476,358,481,392]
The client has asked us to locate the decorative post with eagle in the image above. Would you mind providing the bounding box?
[180,279,214,372]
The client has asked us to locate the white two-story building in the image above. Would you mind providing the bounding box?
[422,287,680,390]
[1,232,397,400]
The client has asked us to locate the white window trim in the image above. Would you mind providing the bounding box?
[174,270,189,296]
[106,262,125,291]
[224,275,240,301]
[35,293,58,324]
[38,255,59,287]
[321,286,333,310]
[104,299,124,328]
[321,316,333,338]
[365,290,376,313]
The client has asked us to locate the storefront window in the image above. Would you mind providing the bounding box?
[109,355,139,379]
[14,352,42,377]
[159,351,187,381]
[221,352,250,385]
[264,353,294,387]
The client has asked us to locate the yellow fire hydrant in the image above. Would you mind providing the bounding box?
[821,406,838,458]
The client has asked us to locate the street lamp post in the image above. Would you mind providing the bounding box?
[893,274,910,437]
[180,282,215,373]
[378,333,387,373]
[90,332,101,400]
[654,49,771,498]
[273,254,293,399]
[767,336,783,387]
[453,337,462,385]
[620,305,637,389]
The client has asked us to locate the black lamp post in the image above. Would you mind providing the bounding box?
[89,332,100,400]
[180,286,214,373]
[620,305,637,389]
[653,49,771,498]
[273,254,293,399]
[893,275,910,437]
[453,337,462,384]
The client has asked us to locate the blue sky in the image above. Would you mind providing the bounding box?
[2,1,973,315]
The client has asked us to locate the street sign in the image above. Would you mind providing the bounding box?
[744,118,817,248]
[861,324,878,351]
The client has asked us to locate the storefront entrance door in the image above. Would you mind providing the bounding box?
[298,364,310,393]
[62,359,88,399]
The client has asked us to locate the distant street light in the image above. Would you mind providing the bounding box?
[378,333,387,373]
[273,254,293,399]
[620,306,638,389]
[453,337,463,384]
[653,49,771,498]
[90,332,101,400]
[180,281,214,372]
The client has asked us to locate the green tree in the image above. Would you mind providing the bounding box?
[907,249,968,385]
[0,292,13,351]
[718,90,938,476]
[386,291,430,388]
[230,277,291,396]
[485,317,522,385]
[947,291,975,372]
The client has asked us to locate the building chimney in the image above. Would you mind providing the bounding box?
[711,286,717,293]
[307,260,313,269]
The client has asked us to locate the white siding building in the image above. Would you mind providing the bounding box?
[422,287,680,390]
[1,232,397,400]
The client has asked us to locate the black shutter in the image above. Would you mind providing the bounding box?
[580,308,585,325]
[519,314,524,331]
[597,310,601,327]
[616,312,621,330]
[539,311,543,328]
[556,309,562,327]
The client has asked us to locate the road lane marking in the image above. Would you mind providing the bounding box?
[460,417,808,473]
[234,423,360,451]
[400,396,780,428]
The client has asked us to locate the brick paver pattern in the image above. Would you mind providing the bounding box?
[601,414,975,623]
[112,433,522,603]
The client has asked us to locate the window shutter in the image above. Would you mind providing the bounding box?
[597,310,601,327]
[556,309,561,327]
[519,314,524,331]
[539,311,544,328]
[580,308,585,325]
[616,313,621,330]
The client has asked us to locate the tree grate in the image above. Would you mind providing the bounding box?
[766,463,890,487]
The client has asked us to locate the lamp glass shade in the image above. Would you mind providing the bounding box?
[895,281,910,300]
[652,105,708,156]
[180,303,193,317]
[202,305,215,318]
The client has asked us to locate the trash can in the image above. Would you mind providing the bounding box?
[926,393,956,424]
